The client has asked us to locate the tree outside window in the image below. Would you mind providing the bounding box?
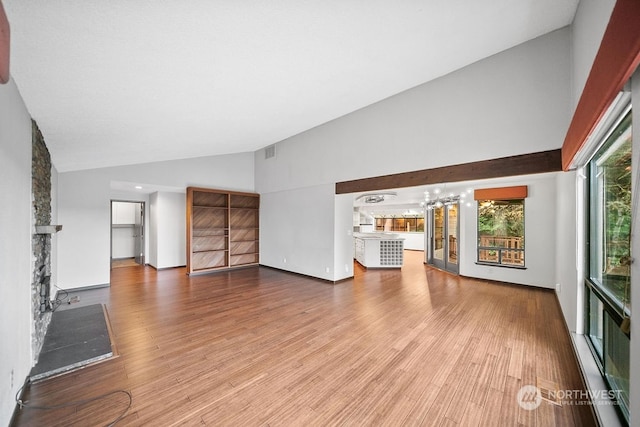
[590,110,632,306]
[585,107,632,422]
[477,199,524,266]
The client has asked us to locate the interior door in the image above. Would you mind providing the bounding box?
[134,203,145,265]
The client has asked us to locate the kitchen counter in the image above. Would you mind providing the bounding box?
[353,233,404,268]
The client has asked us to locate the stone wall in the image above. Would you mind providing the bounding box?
[31,120,52,360]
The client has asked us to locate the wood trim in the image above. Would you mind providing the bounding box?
[0,0,9,84]
[335,149,561,194]
[187,186,258,198]
[561,0,640,170]
[186,186,260,275]
[473,185,528,201]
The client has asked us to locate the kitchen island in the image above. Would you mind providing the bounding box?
[353,233,404,268]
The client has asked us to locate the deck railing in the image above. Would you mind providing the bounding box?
[478,236,524,266]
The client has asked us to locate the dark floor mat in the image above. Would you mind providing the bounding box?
[30,304,113,381]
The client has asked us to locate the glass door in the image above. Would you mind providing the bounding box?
[428,203,459,274]
[432,206,445,270]
[447,204,458,272]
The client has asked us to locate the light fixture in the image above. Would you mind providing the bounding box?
[135,185,143,190]
[424,193,461,210]
[356,191,397,204]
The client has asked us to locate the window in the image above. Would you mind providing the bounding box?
[374,216,424,232]
[589,110,633,305]
[586,108,631,423]
[477,199,524,266]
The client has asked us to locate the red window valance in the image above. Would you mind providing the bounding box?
[474,186,528,201]
[0,1,9,84]
[561,0,640,170]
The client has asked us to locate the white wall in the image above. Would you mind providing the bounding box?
[57,152,254,289]
[460,174,558,288]
[556,0,616,336]
[256,29,571,282]
[110,191,151,265]
[111,227,136,259]
[0,79,33,425]
[149,191,186,269]
[397,233,424,251]
[149,193,159,267]
[570,0,616,110]
[50,165,59,300]
[554,170,579,332]
[260,184,340,281]
[334,194,355,281]
[256,28,571,194]
[58,171,111,289]
[111,201,138,259]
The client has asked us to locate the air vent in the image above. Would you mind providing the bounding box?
[265,144,276,159]
[537,378,561,406]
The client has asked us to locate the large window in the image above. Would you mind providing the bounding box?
[586,108,631,423]
[374,216,424,232]
[477,199,525,266]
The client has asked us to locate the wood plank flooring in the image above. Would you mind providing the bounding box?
[12,251,595,426]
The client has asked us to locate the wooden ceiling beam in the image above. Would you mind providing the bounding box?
[335,149,561,194]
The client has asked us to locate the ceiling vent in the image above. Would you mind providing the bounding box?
[265,144,276,159]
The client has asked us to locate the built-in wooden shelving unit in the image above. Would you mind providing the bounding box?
[186,187,259,275]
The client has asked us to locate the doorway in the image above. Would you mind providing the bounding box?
[110,201,145,267]
[427,202,459,274]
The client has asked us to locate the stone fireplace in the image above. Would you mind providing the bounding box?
[31,120,55,360]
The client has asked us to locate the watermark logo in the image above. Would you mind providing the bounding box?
[516,384,624,410]
[517,385,542,410]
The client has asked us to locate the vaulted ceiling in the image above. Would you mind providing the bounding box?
[4,0,579,172]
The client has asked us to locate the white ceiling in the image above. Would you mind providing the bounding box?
[4,0,578,172]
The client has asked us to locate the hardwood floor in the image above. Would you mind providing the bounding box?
[13,251,595,426]
[111,258,141,269]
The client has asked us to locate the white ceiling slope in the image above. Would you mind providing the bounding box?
[4,0,578,172]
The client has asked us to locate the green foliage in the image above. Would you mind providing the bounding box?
[602,142,632,265]
[593,110,632,304]
[478,200,524,238]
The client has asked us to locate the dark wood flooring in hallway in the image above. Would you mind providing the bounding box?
[12,251,595,426]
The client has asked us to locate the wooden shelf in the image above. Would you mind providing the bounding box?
[187,187,259,274]
[229,253,259,266]
[194,205,228,210]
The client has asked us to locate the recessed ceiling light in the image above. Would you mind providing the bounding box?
[135,185,143,189]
